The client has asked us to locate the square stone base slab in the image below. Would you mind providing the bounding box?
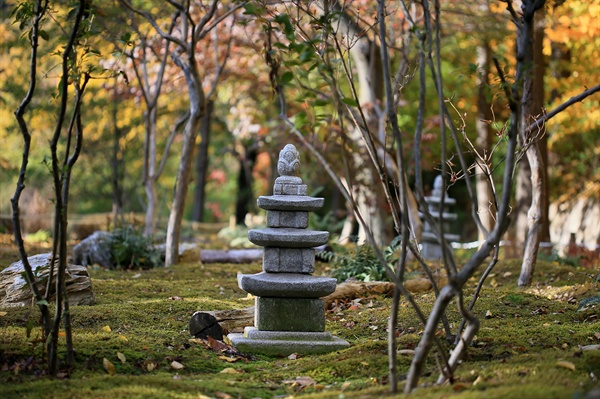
[256,297,324,331]
[228,327,350,356]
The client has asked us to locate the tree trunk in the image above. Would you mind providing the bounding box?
[192,99,214,222]
[165,56,206,266]
[144,106,158,236]
[234,142,258,225]
[111,95,124,228]
[475,40,496,243]
[518,5,547,286]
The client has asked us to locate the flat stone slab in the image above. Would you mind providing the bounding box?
[228,327,349,356]
[257,195,324,211]
[248,228,329,248]
[238,272,336,297]
[255,297,325,331]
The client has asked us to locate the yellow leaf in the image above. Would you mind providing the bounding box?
[171,361,184,370]
[101,325,111,332]
[0,311,7,317]
[218,356,239,363]
[198,395,213,399]
[118,335,128,342]
[360,361,369,366]
[103,358,116,375]
[117,352,126,364]
[341,381,351,391]
[146,362,156,372]
[220,367,240,374]
[556,361,576,371]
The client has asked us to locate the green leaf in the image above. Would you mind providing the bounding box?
[280,71,294,84]
[293,112,308,129]
[341,97,359,107]
[38,30,49,41]
[37,299,49,306]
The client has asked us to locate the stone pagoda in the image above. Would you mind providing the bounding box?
[420,175,460,260]
[228,144,349,356]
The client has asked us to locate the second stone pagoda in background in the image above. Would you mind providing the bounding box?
[228,144,349,355]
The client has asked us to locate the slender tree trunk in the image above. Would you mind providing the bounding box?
[144,106,158,236]
[111,95,124,228]
[192,99,214,222]
[235,142,258,225]
[165,57,205,266]
[519,7,546,286]
[475,40,496,242]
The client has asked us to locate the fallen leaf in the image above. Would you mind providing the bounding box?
[198,395,213,399]
[131,273,142,278]
[103,358,116,375]
[117,352,126,364]
[118,335,128,342]
[0,311,7,317]
[207,336,231,352]
[58,331,66,337]
[473,375,483,386]
[188,338,205,344]
[169,296,184,301]
[595,332,600,340]
[282,376,316,388]
[485,310,493,319]
[398,349,415,356]
[144,359,157,372]
[341,381,351,391]
[453,383,469,391]
[220,367,240,374]
[171,361,184,370]
[288,353,297,360]
[218,356,239,363]
[556,361,576,371]
[215,392,232,399]
[360,361,369,366]
[101,325,111,332]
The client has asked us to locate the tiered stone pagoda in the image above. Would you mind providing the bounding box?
[228,144,349,356]
[420,175,460,260]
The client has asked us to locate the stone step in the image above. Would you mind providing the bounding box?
[257,195,324,211]
[248,228,329,248]
[238,272,336,298]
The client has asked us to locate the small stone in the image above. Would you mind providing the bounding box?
[189,312,224,340]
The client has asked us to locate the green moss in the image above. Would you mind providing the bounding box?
[1,253,599,399]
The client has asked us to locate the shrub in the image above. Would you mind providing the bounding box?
[110,226,162,270]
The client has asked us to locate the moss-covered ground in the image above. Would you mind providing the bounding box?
[0,236,598,399]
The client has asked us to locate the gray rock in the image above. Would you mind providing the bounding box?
[255,297,325,332]
[263,247,314,273]
[266,210,309,229]
[248,228,329,248]
[238,272,336,297]
[0,253,95,307]
[73,231,113,267]
[257,195,324,211]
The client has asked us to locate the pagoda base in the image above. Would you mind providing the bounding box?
[228,327,349,356]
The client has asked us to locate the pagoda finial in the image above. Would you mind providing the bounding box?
[277,144,301,177]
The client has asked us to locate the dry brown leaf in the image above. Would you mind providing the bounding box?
[171,361,184,370]
[103,358,116,375]
[117,352,126,364]
[556,361,576,371]
[595,332,600,340]
[207,336,230,352]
